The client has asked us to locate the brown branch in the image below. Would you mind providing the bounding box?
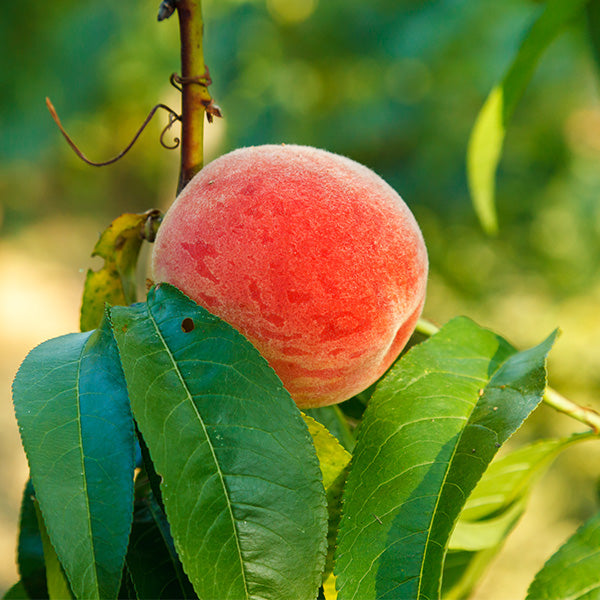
[175,0,209,193]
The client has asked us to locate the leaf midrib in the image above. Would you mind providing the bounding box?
[416,358,502,599]
[75,331,101,599]
[146,303,250,600]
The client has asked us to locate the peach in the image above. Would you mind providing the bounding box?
[152,144,428,408]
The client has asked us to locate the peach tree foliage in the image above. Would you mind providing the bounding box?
[8,2,600,600]
[10,279,600,600]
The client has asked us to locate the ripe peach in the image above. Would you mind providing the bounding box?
[152,144,428,408]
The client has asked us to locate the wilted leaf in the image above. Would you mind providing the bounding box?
[467,0,588,234]
[80,209,161,331]
[526,510,600,600]
[111,284,328,600]
[12,315,136,599]
[334,317,555,600]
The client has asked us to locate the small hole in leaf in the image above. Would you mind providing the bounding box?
[181,317,195,333]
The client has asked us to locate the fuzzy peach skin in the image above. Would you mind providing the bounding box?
[152,144,428,408]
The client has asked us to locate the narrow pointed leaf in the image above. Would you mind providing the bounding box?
[17,480,47,600]
[110,284,327,600]
[526,510,600,600]
[334,317,555,600]
[444,432,597,599]
[126,493,196,599]
[12,316,136,599]
[467,0,588,234]
[450,498,527,552]
[80,209,161,331]
[458,432,596,525]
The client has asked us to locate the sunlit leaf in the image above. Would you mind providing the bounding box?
[17,480,47,600]
[12,315,136,600]
[442,546,499,600]
[334,317,555,600]
[459,432,596,524]
[467,0,589,234]
[323,574,338,600]
[303,413,352,491]
[303,413,352,579]
[304,405,355,452]
[80,209,161,331]
[451,497,527,553]
[526,510,600,600]
[443,432,597,599]
[111,284,328,600]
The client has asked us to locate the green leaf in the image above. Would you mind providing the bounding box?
[35,503,73,600]
[126,492,197,600]
[110,284,328,600]
[2,582,29,600]
[12,315,136,600]
[586,0,600,74]
[450,497,527,553]
[526,510,600,600]
[80,209,161,331]
[17,480,47,600]
[441,547,499,600]
[443,432,597,599]
[334,316,556,600]
[458,433,595,525]
[467,0,589,234]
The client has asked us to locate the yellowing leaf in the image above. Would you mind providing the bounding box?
[80,209,161,331]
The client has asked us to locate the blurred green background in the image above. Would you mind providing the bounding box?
[2,0,600,597]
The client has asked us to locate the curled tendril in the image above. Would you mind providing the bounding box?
[45,98,181,167]
[160,112,181,150]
